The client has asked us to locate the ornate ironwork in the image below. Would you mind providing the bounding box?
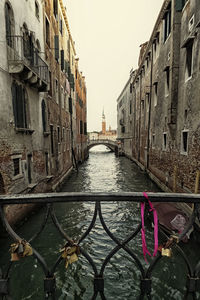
[0,192,200,299]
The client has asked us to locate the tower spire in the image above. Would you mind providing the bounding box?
[102,107,106,134]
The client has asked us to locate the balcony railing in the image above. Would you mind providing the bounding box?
[7,35,48,86]
[0,192,200,299]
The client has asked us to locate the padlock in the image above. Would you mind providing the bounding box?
[161,248,172,257]
[17,243,24,256]
[23,243,33,257]
[11,252,20,261]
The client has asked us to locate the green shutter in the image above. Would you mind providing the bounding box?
[69,97,72,114]
[54,35,59,60]
[61,50,64,71]
[176,0,184,11]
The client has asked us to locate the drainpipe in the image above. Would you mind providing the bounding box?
[146,44,154,170]
[138,74,142,162]
[133,85,136,158]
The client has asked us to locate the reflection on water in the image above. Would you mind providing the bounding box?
[0,146,199,299]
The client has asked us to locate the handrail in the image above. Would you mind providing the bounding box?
[0,192,200,299]
[0,192,200,205]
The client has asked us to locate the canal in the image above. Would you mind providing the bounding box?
[0,146,199,299]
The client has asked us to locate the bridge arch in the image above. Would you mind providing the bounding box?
[87,140,119,154]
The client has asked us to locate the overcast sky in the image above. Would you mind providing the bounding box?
[64,0,164,132]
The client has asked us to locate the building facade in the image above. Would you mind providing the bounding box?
[117,0,200,193]
[75,59,87,163]
[0,0,87,219]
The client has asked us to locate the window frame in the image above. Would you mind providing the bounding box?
[181,130,189,155]
[163,3,171,43]
[11,154,22,179]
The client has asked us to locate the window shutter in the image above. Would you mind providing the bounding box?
[22,88,27,129]
[61,50,64,71]
[176,0,184,11]
[69,97,72,114]
[5,4,10,37]
[42,100,46,132]
[80,120,83,134]
[17,85,24,128]
[84,122,87,135]
[54,35,59,60]
[11,83,17,126]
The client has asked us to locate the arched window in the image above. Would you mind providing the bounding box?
[41,99,47,132]
[5,2,15,47]
[12,82,28,129]
[22,23,34,63]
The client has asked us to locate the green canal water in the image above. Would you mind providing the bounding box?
[0,146,199,299]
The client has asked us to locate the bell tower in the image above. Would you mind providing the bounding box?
[102,108,106,135]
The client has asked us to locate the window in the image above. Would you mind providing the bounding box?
[80,120,83,134]
[152,134,155,148]
[50,125,54,154]
[45,17,50,47]
[153,33,160,61]
[163,3,171,42]
[176,0,189,11]
[164,67,170,96]
[121,126,125,133]
[61,87,64,108]
[185,40,193,80]
[45,152,49,175]
[22,24,34,62]
[163,133,167,150]
[84,122,87,135]
[48,71,52,96]
[55,79,58,103]
[13,158,20,176]
[35,1,39,19]
[5,2,15,48]
[53,0,58,18]
[27,154,32,184]
[153,82,158,106]
[181,130,188,154]
[41,100,47,132]
[57,126,61,153]
[59,17,63,35]
[11,82,28,129]
[129,100,132,114]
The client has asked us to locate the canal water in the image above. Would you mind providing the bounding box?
[0,146,199,299]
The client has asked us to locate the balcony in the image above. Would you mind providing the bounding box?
[0,192,200,299]
[7,36,48,92]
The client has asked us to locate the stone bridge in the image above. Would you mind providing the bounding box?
[87,139,119,153]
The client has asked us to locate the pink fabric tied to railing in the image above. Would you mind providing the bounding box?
[141,192,158,263]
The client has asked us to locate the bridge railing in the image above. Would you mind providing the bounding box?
[0,192,200,299]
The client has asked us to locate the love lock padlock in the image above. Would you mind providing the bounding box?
[161,248,172,257]
[17,243,24,256]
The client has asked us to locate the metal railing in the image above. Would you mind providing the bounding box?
[0,192,200,299]
[7,36,48,83]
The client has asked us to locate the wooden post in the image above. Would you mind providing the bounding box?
[173,166,177,192]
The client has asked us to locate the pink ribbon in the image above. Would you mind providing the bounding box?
[141,192,158,262]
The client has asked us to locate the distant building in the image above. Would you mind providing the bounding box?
[88,110,117,141]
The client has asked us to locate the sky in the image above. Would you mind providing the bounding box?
[64,0,164,132]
